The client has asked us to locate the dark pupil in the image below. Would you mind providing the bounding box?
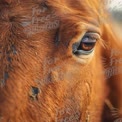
[78,42,96,51]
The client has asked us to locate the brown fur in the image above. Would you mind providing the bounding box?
[0,0,122,122]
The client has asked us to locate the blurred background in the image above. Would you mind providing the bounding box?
[107,0,122,39]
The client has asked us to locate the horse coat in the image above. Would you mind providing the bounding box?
[0,0,122,122]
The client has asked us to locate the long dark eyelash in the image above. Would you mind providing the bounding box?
[101,57,108,68]
[99,38,108,49]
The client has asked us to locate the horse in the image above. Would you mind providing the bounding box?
[0,0,122,122]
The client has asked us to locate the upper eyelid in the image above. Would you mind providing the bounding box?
[85,32,100,40]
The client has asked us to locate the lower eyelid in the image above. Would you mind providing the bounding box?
[72,52,94,64]
[73,49,94,55]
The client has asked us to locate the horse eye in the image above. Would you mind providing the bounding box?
[73,32,100,55]
[78,36,96,51]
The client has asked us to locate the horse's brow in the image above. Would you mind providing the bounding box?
[81,17,100,27]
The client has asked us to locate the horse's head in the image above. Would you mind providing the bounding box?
[0,0,122,122]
